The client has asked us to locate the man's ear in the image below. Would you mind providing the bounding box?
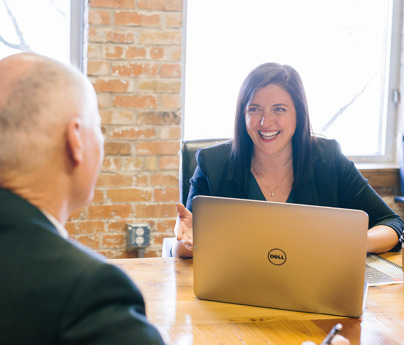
[66,118,83,166]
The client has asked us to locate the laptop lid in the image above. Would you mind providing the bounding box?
[192,195,369,317]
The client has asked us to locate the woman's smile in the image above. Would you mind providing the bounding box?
[259,130,281,141]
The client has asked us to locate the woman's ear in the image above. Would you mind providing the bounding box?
[66,118,83,166]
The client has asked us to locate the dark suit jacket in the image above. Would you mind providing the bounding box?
[0,189,165,345]
[186,138,403,250]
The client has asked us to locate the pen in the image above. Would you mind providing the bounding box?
[320,323,343,345]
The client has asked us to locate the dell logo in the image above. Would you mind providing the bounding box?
[268,248,287,265]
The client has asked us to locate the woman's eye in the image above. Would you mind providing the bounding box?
[247,107,262,115]
[273,107,286,113]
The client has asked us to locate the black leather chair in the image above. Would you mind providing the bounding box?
[179,138,230,204]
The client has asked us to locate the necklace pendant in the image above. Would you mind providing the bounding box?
[271,191,274,197]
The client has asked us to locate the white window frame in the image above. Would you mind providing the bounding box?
[350,0,402,164]
[70,0,88,72]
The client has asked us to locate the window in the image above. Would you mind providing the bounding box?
[183,0,402,163]
[0,0,87,71]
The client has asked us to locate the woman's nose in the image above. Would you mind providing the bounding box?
[260,111,273,127]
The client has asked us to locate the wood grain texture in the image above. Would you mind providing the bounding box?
[111,251,403,345]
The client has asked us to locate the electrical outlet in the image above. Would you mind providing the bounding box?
[127,224,150,248]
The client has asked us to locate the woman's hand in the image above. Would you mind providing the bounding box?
[172,203,194,257]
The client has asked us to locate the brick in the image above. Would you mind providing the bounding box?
[90,0,135,9]
[96,173,133,187]
[160,126,181,140]
[166,0,183,11]
[165,13,182,28]
[89,28,134,43]
[76,235,102,250]
[87,204,133,219]
[139,30,182,45]
[138,0,165,10]
[139,80,181,93]
[160,94,181,109]
[113,95,157,109]
[149,173,178,186]
[150,47,165,59]
[109,127,156,139]
[112,62,158,77]
[155,187,179,201]
[121,157,144,171]
[104,45,124,59]
[136,141,180,155]
[96,93,112,108]
[108,188,152,202]
[87,43,102,59]
[156,219,176,232]
[92,78,130,92]
[134,174,149,185]
[170,46,182,60]
[67,221,105,235]
[159,155,179,170]
[160,63,181,78]
[153,233,166,245]
[101,233,126,249]
[87,61,110,76]
[115,11,160,26]
[104,141,132,155]
[92,189,105,203]
[107,30,135,43]
[102,157,123,171]
[89,9,111,24]
[137,0,182,12]
[137,111,180,125]
[100,109,133,125]
[68,207,86,220]
[135,203,176,218]
[108,220,127,232]
[144,156,158,170]
[65,222,75,234]
[125,47,147,59]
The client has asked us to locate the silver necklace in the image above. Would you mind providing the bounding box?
[252,165,291,198]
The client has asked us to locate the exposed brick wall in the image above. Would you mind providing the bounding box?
[66,0,184,258]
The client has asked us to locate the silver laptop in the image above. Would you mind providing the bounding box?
[192,195,369,317]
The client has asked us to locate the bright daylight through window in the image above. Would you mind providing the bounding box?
[184,0,401,162]
[0,0,85,70]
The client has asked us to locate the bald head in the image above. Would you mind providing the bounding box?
[0,53,93,174]
[0,53,104,220]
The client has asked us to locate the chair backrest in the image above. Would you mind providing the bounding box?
[179,139,230,204]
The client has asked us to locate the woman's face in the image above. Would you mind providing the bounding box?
[245,84,296,158]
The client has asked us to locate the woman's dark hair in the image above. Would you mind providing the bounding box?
[230,62,315,194]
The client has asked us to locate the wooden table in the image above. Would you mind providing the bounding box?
[111,251,404,345]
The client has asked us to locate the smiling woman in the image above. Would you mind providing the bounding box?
[172,62,404,258]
